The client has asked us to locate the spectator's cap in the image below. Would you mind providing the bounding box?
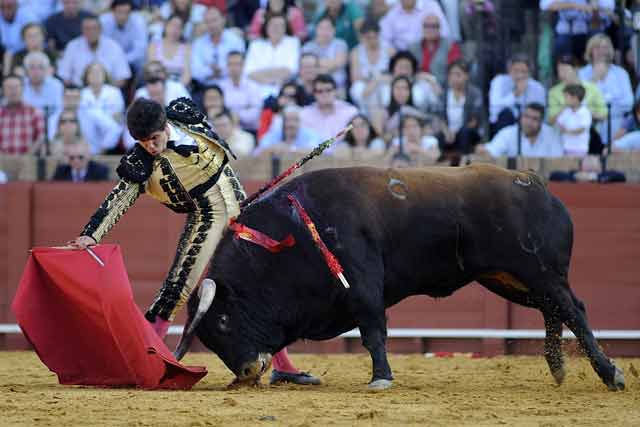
[557,54,577,67]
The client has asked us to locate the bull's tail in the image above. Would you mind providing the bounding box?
[174,278,217,361]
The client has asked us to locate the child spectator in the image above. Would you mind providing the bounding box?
[556,83,592,156]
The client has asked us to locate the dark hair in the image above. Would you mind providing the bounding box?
[524,102,545,118]
[278,81,307,108]
[345,113,378,148]
[81,15,100,25]
[163,14,185,42]
[300,51,319,64]
[64,83,81,91]
[508,52,531,70]
[21,22,46,40]
[111,0,133,9]
[126,98,167,140]
[448,58,469,74]
[563,83,586,102]
[359,18,379,34]
[227,50,244,60]
[261,12,290,38]
[312,73,336,90]
[388,76,414,116]
[389,50,418,75]
[316,15,335,29]
[556,54,577,67]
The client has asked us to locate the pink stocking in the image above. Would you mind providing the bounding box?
[271,347,299,374]
[149,316,171,339]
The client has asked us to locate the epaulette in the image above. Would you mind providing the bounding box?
[166,97,237,159]
[116,144,154,183]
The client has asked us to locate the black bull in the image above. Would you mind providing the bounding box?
[176,164,625,391]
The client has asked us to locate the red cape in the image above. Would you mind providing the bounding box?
[11,244,207,389]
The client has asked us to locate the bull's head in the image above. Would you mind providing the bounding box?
[180,277,282,385]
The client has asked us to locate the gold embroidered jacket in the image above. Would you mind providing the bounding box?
[80,120,244,243]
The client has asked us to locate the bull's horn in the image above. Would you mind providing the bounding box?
[187,279,216,334]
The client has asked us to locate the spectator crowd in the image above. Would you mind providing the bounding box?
[0,0,639,179]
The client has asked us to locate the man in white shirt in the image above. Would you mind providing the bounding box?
[489,53,546,134]
[481,103,564,158]
[191,7,245,87]
[57,15,132,88]
[0,0,37,54]
[379,0,450,51]
[22,51,64,142]
[99,0,148,74]
[218,51,263,132]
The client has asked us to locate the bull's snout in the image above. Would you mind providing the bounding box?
[235,353,272,384]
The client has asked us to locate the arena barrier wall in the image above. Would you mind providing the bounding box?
[1,181,639,356]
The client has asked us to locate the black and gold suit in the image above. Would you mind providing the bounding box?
[80,99,246,322]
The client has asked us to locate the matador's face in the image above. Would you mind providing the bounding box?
[138,125,170,156]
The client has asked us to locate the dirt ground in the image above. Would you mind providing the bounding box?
[1,352,639,426]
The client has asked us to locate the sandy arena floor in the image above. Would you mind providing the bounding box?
[0,351,639,426]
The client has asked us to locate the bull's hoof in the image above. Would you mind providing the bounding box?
[368,379,393,390]
[606,365,625,391]
[551,366,566,386]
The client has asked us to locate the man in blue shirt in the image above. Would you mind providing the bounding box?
[99,0,148,75]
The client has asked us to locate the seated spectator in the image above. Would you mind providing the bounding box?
[22,51,64,142]
[51,109,83,157]
[248,0,307,41]
[57,15,132,88]
[387,112,439,165]
[191,7,245,87]
[489,53,546,136]
[52,140,110,182]
[45,0,95,53]
[256,105,320,155]
[377,50,439,119]
[334,113,386,157]
[77,62,125,154]
[300,74,358,140]
[374,75,415,138]
[408,13,461,87]
[541,0,615,62]
[63,83,82,113]
[150,0,206,41]
[211,109,255,157]
[548,54,606,125]
[4,23,56,78]
[0,0,37,54]
[349,19,394,115]
[294,52,319,105]
[99,0,148,76]
[146,13,192,86]
[380,0,450,51]
[202,84,226,120]
[257,81,308,140]
[0,168,7,183]
[0,75,45,154]
[612,99,640,152]
[578,33,633,145]
[134,61,190,104]
[435,59,483,162]
[313,0,364,49]
[219,51,263,132]
[244,13,300,98]
[556,83,592,156]
[302,17,348,93]
[480,103,564,158]
[362,0,389,25]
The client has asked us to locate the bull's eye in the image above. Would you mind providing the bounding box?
[218,314,230,333]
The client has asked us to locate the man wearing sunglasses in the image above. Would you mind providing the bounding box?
[52,140,110,182]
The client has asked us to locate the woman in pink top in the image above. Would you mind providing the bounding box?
[147,14,192,87]
[248,0,306,41]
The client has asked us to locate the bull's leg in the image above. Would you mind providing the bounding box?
[549,284,625,391]
[542,309,565,385]
[357,314,393,390]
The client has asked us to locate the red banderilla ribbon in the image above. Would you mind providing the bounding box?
[228,218,295,253]
[287,195,350,289]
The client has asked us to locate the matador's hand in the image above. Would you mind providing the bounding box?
[66,236,96,249]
